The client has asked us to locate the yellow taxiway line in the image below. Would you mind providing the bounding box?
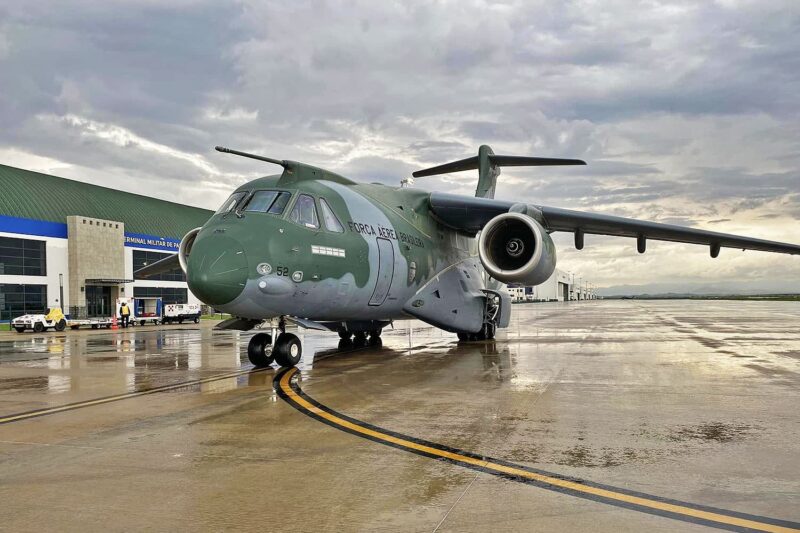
[276,367,799,533]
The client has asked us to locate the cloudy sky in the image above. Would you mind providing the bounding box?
[1,0,798,293]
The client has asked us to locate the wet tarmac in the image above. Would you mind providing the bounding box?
[0,300,798,532]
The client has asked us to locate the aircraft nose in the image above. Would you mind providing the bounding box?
[186,234,248,306]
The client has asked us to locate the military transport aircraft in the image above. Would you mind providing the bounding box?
[136,145,800,368]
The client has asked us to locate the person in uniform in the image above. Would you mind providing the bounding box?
[119,301,131,328]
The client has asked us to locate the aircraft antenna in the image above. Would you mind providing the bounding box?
[215,146,287,168]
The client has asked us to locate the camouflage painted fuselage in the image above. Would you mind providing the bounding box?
[186,162,483,324]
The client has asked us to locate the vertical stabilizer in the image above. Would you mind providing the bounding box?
[476,145,499,199]
[412,146,585,199]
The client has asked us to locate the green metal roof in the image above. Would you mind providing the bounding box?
[0,164,212,239]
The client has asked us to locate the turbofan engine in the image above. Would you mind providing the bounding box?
[478,212,557,285]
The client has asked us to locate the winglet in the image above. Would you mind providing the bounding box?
[413,145,586,199]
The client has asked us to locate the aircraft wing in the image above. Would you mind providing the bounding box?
[133,253,181,279]
[428,192,800,256]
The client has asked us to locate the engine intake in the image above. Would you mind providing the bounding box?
[478,213,557,285]
[178,227,201,274]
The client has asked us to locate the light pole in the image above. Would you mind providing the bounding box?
[59,273,64,311]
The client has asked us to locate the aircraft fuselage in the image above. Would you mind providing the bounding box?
[186,170,482,327]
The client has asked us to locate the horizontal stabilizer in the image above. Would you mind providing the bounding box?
[413,154,585,177]
[413,145,585,199]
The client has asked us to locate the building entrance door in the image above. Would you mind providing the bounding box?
[86,285,112,317]
[559,282,569,302]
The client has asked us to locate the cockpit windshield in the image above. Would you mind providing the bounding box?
[215,192,247,215]
[245,190,292,215]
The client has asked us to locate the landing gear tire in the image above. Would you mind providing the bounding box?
[478,322,496,340]
[457,323,496,342]
[55,319,67,332]
[369,328,382,338]
[33,322,44,333]
[273,332,302,367]
[247,333,274,367]
[338,330,352,341]
[352,331,367,344]
[15,327,25,333]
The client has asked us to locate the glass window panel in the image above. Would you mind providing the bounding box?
[0,247,23,257]
[319,198,344,233]
[133,286,188,304]
[0,284,47,321]
[132,250,184,281]
[245,190,279,212]
[268,192,291,214]
[215,192,247,215]
[0,237,45,276]
[289,194,319,229]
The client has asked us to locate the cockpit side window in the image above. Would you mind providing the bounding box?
[289,194,320,229]
[319,198,344,233]
[215,192,247,215]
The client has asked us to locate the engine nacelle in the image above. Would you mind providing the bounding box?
[478,212,557,285]
[178,227,201,274]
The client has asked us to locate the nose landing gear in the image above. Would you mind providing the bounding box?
[246,317,303,368]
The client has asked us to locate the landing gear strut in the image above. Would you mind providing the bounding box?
[247,316,303,368]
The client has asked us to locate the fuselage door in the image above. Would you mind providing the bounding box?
[369,238,394,306]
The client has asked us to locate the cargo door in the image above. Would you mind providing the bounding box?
[369,238,394,306]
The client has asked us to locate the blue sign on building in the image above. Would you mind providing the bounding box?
[0,215,181,252]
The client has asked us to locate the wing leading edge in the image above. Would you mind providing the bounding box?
[428,192,800,257]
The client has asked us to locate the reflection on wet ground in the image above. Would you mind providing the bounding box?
[0,300,798,532]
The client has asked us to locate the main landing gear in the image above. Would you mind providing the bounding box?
[247,317,303,368]
[457,322,496,342]
[457,292,501,342]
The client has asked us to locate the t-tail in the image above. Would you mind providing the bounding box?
[412,145,586,199]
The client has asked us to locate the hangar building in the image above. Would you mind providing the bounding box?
[505,269,596,302]
[0,164,212,322]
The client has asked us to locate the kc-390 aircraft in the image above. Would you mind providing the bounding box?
[136,145,800,368]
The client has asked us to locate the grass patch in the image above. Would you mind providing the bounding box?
[0,323,10,332]
[201,313,232,320]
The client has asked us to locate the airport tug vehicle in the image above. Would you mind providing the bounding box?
[135,145,800,368]
[12,307,68,333]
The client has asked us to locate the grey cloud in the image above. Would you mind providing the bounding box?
[0,0,798,290]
